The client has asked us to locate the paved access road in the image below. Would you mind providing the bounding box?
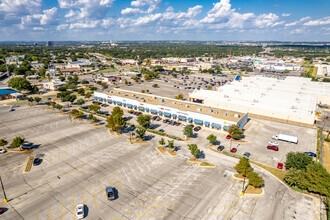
[0,105,317,220]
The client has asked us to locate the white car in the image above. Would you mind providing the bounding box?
[0,149,6,154]
[75,204,84,219]
[269,141,279,146]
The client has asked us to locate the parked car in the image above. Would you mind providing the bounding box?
[75,204,84,219]
[217,146,225,151]
[230,148,237,153]
[155,117,161,121]
[277,163,283,169]
[0,149,6,154]
[128,110,134,114]
[175,122,181,126]
[106,186,115,200]
[304,152,317,157]
[194,126,201,132]
[33,157,42,166]
[243,152,251,157]
[268,141,279,146]
[0,207,3,214]
[267,145,279,151]
[226,135,231,139]
[159,129,165,133]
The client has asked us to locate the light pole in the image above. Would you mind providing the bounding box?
[0,175,8,203]
[241,155,249,196]
[129,131,132,144]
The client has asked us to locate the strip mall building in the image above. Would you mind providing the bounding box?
[94,89,248,131]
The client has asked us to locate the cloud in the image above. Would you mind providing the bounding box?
[290,28,306,34]
[254,13,279,28]
[56,23,69,31]
[285,16,311,27]
[69,21,100,29]
[21,7,58,28]
[303,16,330,26]
[121,0,161,15]
[33,27,47,31]
[281,13,291,17]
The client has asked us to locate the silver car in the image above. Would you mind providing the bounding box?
[75,204,84,219]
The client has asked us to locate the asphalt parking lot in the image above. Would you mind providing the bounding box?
[0,105,318,219]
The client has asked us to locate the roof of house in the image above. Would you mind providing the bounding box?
[0,89,19,96]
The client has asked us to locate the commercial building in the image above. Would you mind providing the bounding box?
[189,76,330,127]
[43,79,65,91]
[94,89,248,131]
[0,89,19,100]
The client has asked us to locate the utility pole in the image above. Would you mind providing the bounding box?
[241,155,249,196]
[0,175,8,203]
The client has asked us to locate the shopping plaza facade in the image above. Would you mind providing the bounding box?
[94,89,248,131]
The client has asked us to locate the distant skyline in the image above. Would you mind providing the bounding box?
[0,0,329,41]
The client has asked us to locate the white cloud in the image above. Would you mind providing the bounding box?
[303,16,330,26]
[285,16,311,27]
[290,28,306,34]
[33,27,46,31]
[69,21,100,29]
[40,7,58,25]
[121,0,161,15]
[0,0,41,15]
[56,24,69,31]
[281,13,291,17]
[272,21,285,27]
[254,13,279,28]
[21,7,58,27]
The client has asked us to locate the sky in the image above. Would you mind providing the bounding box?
[0,0,329,41]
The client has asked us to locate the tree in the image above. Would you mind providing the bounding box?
[8,77,32,92]
[63,95,76,104]
[101,82,108,90]
[141,89,145,93]
[159,138,165,146]
[76,98,85,106]
[301,163,330,196]
[137,114,151,128]
[188,144,200,158]
[106,114,126,132]
[34,97,41,104]
[70,109,80,116]
[207,134,217,145]
[59,76,65,82]
[55,104,63,110]
[247,172,264,188]
[285,152,313,171]
[81,79,89,84]
[284,168,305,189]
[175,93,184,100]
[136,127,146,140]
[85,92,92,99]
[183,125,193,138]
[77,88,85,95]
[234,157,253,176]
[111,107,123,117]
[11,136,25,148]
[27,97,34,104]
[168,140,174,149]
[89,104,100,113]
[0,138,8,147]
[228,125,243,139]
[90,86,98,91]
[87,113,94,120]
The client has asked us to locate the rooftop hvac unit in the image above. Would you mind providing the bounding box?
[234,114,240,118]
[224,95,229,98]
[208,109,213,112]
[244,84,248,87]
[153,96,157,99]
[160,99,164,102]
[253,99,258,103]
[298,91,302,94]
[125,94,128,96]
[185,104,189,108]
[261,93,266,96]
[117,92,120,94]
[173,101,176,104]
[267,87,272,90]
[197,108,202,111]
[214,111,218,114]
[132,94,135,96]
[235,89,239,92]
[272,84,276,86]
[295,98,300,101]
[291,105,296,109]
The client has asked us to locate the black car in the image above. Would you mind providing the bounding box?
[194,126,201,132]
[155,117,161,121]
[304,152,316,157]
[159,129,165,133]
[217,146,225,151]
[33,158,42,166]
[152,116,158,120]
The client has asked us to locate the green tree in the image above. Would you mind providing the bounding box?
[137,114,151,128]
[59,76,65,82]
[285,152,313,171]
[8,77,32,91]
[106,114,125,132]
[55,104,63,110]
[89,104,101,113]
[168,140,174,149]
[76,98,85,106]
[27,97,34,104]
[101,82,108,90]
[188,144,200,158]
[87,113,94,120]
[284,168,306,189]
[247,172,264,188]
[81,79,89,84]
[302,163,330,196]
[111,107,124,117]
[77,88,85,95]
[90,86,98,91]
[175,93,184,100]
[207,134,217,145]
[234,157,253,176]
[11,136,25,148]
[0,138,8,147]
[159,138,165,146]
[85,92,92,99]
[228,125,244,139]
[34,97,41,104]
[183,125,193,138]
[136,127,146,140]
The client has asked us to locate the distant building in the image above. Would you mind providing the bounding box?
[43,79,65,91]
[46,41,54,47]
[60,67,81,74]
[0,89,19,100]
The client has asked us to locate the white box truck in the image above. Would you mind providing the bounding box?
[272,133,298,144]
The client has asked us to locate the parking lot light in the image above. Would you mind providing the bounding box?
[0,176,8,203]
[241,155,250,196]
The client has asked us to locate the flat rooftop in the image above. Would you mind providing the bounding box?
[105,88,246,122]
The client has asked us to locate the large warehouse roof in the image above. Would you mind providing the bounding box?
[189,76,330,126]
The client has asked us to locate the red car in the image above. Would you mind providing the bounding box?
[226,135,231,139]
[230,148,237,153]
[277,163,283,169]
[0,207,3,214]
[267,145,279,151]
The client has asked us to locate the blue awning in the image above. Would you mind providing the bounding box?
[240,125,244,129]
[178,116,187,120]
[204,121,210,126]
[172,114,177,118]
[133,105,137,108]
[107,99,112,103]
[145,108,149,111]
[126,104,133,107]
[137,106,144,110]
[223,126,229,130]
[194,119,203,124]
[188,117,193,122]
[150,109,157,113]
[112,101,116,104]
[116,102,122,105]
[158,111,163,114]
[163,112,171,116]
[211,123,221,128]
